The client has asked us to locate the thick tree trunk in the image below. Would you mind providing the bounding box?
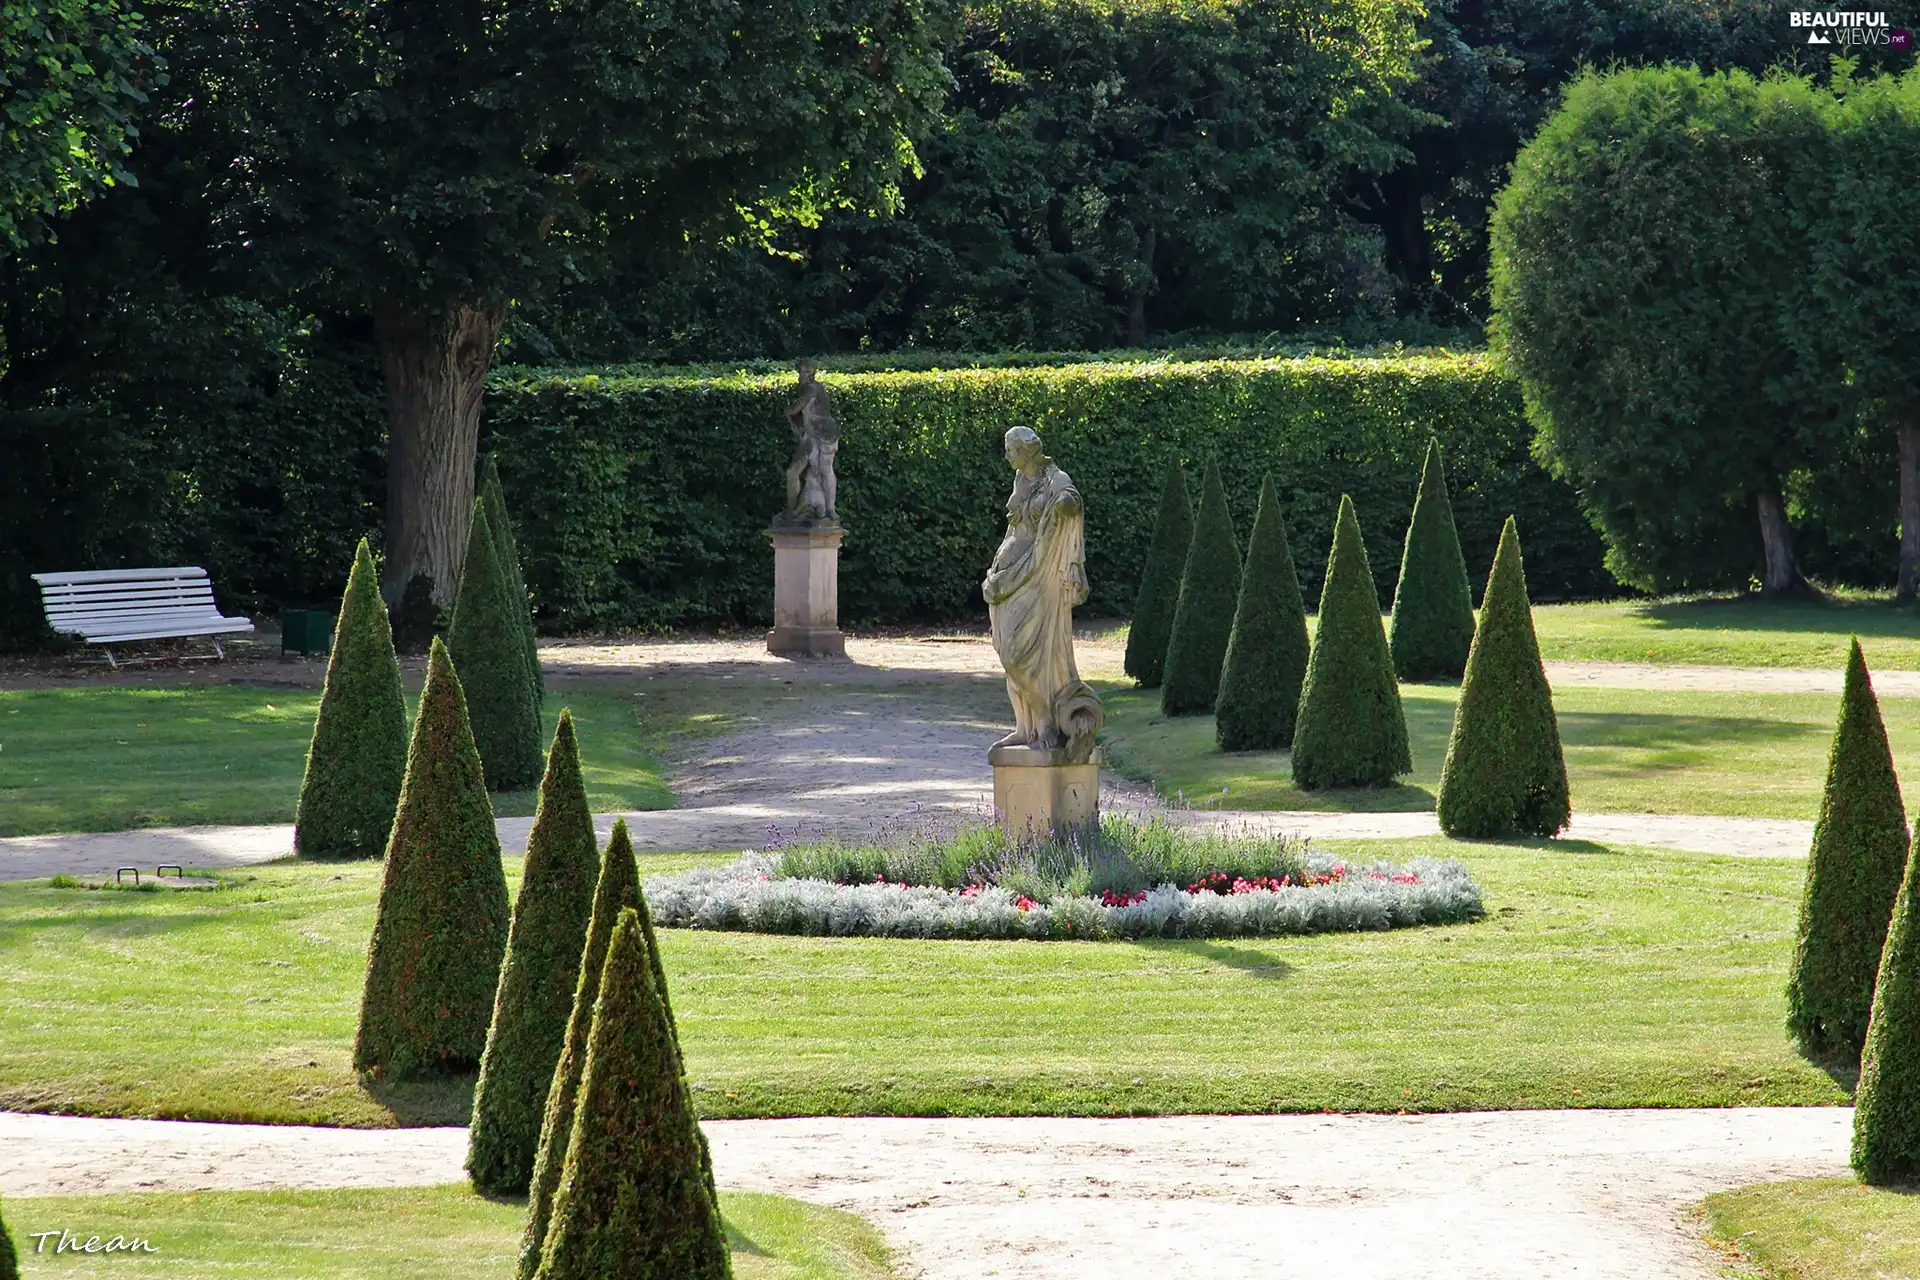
[1898,408,1920,600]
[1754,489,1809,597]
[374,301,505,637]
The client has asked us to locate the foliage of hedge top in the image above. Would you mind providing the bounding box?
[294,539,409,861]
[483,354,1612,632]
[1124,462,1191,688]
[1788,640,1911,1065]
[0,1192,15,1280]
[482,457,544,703]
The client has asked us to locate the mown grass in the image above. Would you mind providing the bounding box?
[0,839,1851,1126]
[0,687,672,837]
[1100,682,1920,820]
[4,1186,897,1280]
[1530,595,1920,669]
[1701,1178,1920,1279]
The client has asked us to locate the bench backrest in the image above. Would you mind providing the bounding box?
[32,567,226,635]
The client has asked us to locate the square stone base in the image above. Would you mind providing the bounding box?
[990,744,1100,842]
[766,625,846,658]
[767,524,843,658]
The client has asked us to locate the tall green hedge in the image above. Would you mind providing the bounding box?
[0,1194,16,1280]
[483,355,1612,631]
[1853,833,1920,1185]
[481,456,544,703]
[449,500,545,792]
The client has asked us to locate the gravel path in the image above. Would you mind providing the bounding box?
[0,1108,1849,1278]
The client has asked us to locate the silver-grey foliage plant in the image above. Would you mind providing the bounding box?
[646,852,1482,942]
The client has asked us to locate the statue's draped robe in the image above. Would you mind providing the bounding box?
[983,463,1104,759]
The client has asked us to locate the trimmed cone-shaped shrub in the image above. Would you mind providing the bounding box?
[0,1195,16,1280]
[1853,833,1920,1185]
[1216,475,1311,752]
[468,710,602,1194]
[1124,462,1193,688]
[1160,458,1242,716]
[518,819,641,1280]
[1789,640,1911,1063]
[1434,518,1570,837]
[482,456,544,705]
[449,499,545,791]
[1291,495,1410,789]
[1388,438,1476,682]
[353,637,512,1077]
[530,908,731,1280]
[294,539,408,860]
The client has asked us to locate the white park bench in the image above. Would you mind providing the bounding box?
[32,567,255,665]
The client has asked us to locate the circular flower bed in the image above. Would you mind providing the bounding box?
[644,815,1483,942]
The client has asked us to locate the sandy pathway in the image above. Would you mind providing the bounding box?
[0,1108,1848,1279]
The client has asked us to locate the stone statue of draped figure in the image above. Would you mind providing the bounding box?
[982,426,1105,764]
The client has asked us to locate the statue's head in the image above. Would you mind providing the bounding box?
[1004,425,1044,472]
[795,358,817,383]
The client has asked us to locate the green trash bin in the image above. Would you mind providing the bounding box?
[282,609,335,657]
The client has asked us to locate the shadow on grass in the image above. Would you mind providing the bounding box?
[361,1071,479,1127]
[1135,938,1294,979]
[1558,710,1818,758]
[1633,596,1920,640]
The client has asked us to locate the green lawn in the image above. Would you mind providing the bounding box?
[1701,1178,1920,1280]
[3,1186,896,1279]
[1531,595,1920,670]
[1100,682,1920,820]
[0,838,1851,1127]
[0,687,672,837]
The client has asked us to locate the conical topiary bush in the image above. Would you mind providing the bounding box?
[469,710,602,1195]
[353,636,512,1078]
[1853,833,1920,1185]
[1291,495,1410,789]
[1788,640,1910,1064]
[1215,475,1311,752]
[481,456,544,705]
[1160,458,1242,716]
[1124,462,1193,688]
[518,819,641,1280]
[530,908,731,1280]
[449,498,544,791]
[1434,518,1569,838]
[1388,438,1476,682]
[294,539,408,860]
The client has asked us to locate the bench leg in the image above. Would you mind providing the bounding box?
[104,648,118,668]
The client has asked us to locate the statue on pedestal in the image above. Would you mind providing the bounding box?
[780,359,839,525]
[983,426,1104,764]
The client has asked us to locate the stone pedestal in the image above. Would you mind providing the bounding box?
[766,522,845,657]
[990,743,1100,842]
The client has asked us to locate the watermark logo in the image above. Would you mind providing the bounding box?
[1790,10,1898,45]
[26,1228,158,1256]
[1894,27,1914,48]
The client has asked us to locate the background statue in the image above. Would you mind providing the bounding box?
[782,359,840,523]
[983,426,1104,762]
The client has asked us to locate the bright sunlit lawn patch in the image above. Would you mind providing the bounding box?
[0,838,1850,1126]
[1701,1177,1920,1280]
